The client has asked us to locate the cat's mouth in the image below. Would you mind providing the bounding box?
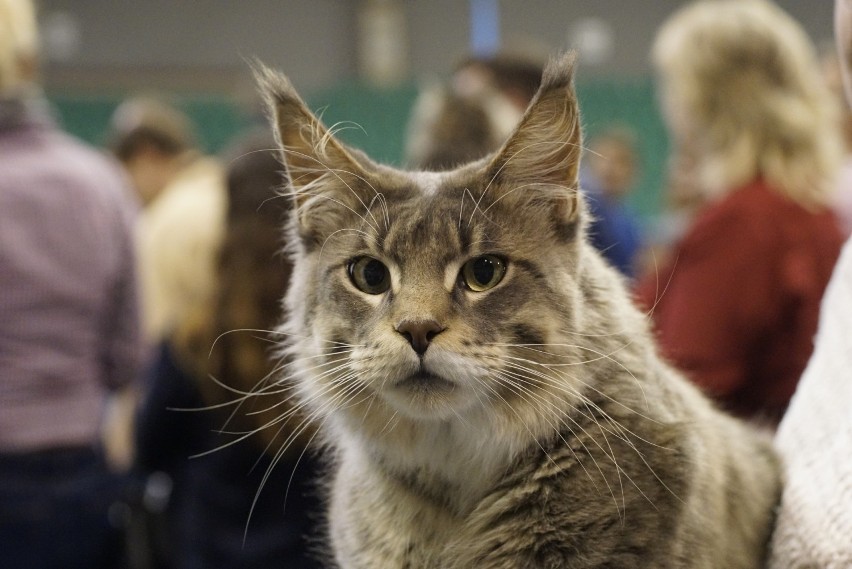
[392,371,456,393]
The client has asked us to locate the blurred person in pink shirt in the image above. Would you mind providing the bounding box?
[0,1,145,566]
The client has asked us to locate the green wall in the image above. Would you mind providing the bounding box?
[49,76,667,224]
[577,77,669,222]
[48,94,253,155]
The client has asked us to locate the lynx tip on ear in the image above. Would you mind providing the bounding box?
[249,59,306,119]
[540,51,579,92]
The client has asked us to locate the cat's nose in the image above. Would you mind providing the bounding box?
[396,320,445,356]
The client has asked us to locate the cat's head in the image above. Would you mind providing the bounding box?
[260,53,596,433]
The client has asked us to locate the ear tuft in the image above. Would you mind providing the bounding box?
[539,51,578,93]
[251,60,307,140]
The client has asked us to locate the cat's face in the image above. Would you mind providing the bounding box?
[261,54,587,427]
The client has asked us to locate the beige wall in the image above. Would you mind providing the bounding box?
[39,1,833,93]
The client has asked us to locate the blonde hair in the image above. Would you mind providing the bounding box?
[0,0,38,94]
[653,0,841,206]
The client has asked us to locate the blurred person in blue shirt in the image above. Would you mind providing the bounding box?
[581,127,645,278]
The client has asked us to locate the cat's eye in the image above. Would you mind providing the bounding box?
[460,255,506,292]
[348,256,391,295]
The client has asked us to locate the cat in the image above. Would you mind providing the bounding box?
[257,52,781,569]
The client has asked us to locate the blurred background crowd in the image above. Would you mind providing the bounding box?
[1,0,851,568]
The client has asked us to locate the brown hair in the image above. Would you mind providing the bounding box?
[405,88,506,170]
[454,54,545,107]
[174,131,311,454]
[108,97,196,162]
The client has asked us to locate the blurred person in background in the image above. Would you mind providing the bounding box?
[405,51,543,171]
[110,97,198,208]
[451,52,544,114]
[767,0,852,565]
[108,97,227,344]
[636,0,845,425]
[404,81,522,171]
[132,133,325,569]
[581,126,645,278]
[0,0,145,567]
[635,138,708,280]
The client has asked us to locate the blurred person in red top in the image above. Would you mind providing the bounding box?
[636,0,845,425]
[0,0,145,566]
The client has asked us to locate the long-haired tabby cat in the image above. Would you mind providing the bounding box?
[257,53,781,568]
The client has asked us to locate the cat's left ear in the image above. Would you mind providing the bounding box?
[487,52,583,223]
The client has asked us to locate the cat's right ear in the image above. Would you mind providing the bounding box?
[254,63,371,236]
[486,52,583,227]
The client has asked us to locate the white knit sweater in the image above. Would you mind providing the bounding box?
[768,238,852,568]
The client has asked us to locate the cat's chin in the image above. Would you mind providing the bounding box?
[393,371,455,392]
[382,371,467,420]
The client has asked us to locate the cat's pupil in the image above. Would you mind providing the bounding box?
[472,257,496,285]
[363,259,386,286]
[349,257,390,294]
[461,255,506,292]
